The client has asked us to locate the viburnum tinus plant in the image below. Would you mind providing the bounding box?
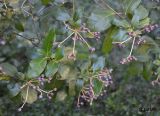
[0,0,159,113]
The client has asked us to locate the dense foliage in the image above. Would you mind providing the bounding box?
[0,0,160,115]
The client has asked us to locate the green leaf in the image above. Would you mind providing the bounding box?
[7,83,20,97]
[41,0,52,5]
[42,29,56,57]
[15,22,24,32]
[123,0,141,14]
[45,60,59,77]
[56,8,70,21]
[92,56,105,71]
[55,47,64,60]
[58,64,77,80]
[0,63,18,77]
[58,64,70,80]
[102,27,117,54]
[138,18,150,28]
[88,8,113,31]
[0,74,10,81]
[27,58,47,78]
[112,29,128,41]
[68,80,76,96]
[93,78,103,95]
[21,86,37,104]
[112,18,130,28]
[142,63,152,80]
[131,5,149,27]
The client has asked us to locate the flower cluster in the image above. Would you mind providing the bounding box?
[112,24,159,64]
[57,22,100,60]
[135,37,146,46]
[77,68,113,107]
[144,24,159,33]
[18,77,56,111]
[120,55,137,64]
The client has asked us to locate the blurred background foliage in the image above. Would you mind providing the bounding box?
[0,0,160,115]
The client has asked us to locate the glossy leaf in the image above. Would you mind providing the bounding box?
[42,29,56,57]
[27,58,47,78]
[55,47,64,60]
[93,78,103,95]
[102,27,117,54]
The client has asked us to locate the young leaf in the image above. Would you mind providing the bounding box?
[102,27,117,54]
[93,78,103,95]
[42,29,56,57]
[15,22,24,32]
[41,0,52,5]
[27,58,47,78]
[55,47,64,60]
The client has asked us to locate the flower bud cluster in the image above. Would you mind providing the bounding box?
[77,68,113,107]
[98,69,113,87]
[120,55,137,64]
[144,24,159,33]
[135,37,146,46]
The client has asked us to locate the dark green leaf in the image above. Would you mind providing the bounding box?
[102,27,117,54]
[42,29,56,57]
[15,22,24,32]
[93,78,103,95]
[55,47,64,60]
[27,58,47,78]
[41,0,52,5]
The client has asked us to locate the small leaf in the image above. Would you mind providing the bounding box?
[41,0,52,5]
[92,56,105,71]
[142,63,152,80]
[21,86,37,104]
[112,19,130,28]
[55,47,64,60]
[27,58,47,78]
[0,63,18,77]
[93,78,103,95]
[7,83,20,97]
[45,60,59,77]
[0,74,10,81]
[15,22,24,32]
[42,29,56,57]
[102,26,117,54]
